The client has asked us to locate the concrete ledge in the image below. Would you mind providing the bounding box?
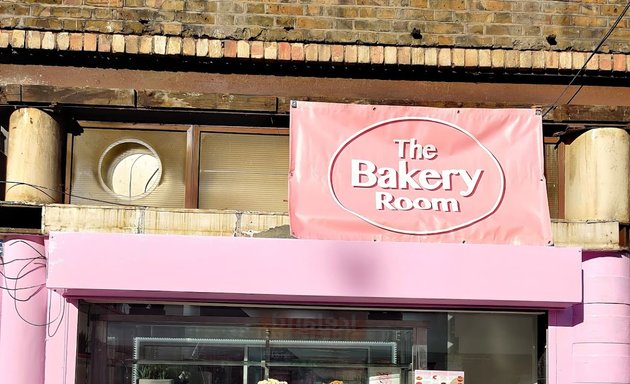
[552,220,624,250]
[42,204,289,237]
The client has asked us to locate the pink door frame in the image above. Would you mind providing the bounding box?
[43,232,584,384]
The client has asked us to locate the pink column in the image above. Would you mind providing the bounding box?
[0,236,48,384]
[549,252,630,384]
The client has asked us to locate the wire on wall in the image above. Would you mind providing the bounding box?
[0,238,67,337]
[543,0,630,118]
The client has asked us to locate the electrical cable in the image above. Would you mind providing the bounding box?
[0,240,66,331]
[542,0,630,118]
[0,180,154,207]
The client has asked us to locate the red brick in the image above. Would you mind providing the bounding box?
[224,40,237,58]
[69,33,83,51]
[331,45,344,62]
[278,42,291,60]
[97,34,112,53]
[598,54,612,71]
[370,46,384,64]
[290,43,304,61]
[83,33,97,51]
[612,54,626,72]
[398,47,411,65]
[251,41,264,59]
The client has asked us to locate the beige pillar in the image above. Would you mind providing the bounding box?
[5,108,63,203]
[564,127,630,221]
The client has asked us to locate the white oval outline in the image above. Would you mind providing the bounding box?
[327,116,506,235]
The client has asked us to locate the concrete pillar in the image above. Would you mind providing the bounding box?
[0,236,48,384]
[564,127,630,221]
[5,108,63,203]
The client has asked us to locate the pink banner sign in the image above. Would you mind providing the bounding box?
[289,101,552,245]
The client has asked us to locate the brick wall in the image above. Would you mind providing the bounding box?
[0,0,628,52]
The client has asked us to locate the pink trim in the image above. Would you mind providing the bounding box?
[44,297,78,384]
[47,232,581,308]
[548,252,630,384]
[0,237,47,384]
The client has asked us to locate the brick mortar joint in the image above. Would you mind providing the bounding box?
[1,28,629,72]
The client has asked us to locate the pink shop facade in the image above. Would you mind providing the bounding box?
[0,102,629,384]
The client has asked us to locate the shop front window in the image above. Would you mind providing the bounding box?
[76,303,543,384]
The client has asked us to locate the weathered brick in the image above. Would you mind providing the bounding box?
[612,54,626,72]
[318,44,331,62]
[264,42,277,60]
[112,34,125,53]
[70,33,83,51]
[85,0,123,6]
[572,52,587,70]
[41,31,55,50]
[0,31,8,49]
[411,47,424,65]
[503,50,517,68]
[290,43,304,61]
[451,48,464,66]
[56,32,69,50]
[491,49,504,68]
[478,49,492,68]
[559,51,572,69]
[384,46,397,64]
[83,33,97,51]
[370,46,384,64]
[250,41,263,59]
[425,48,438,66]
[464,49,478,67]
[344,45,357,63]
[224,40,237,57]
[278,42,291,60]
[331,45,344,62]
[139,35,153,54]
[26,31,42,49]
[97,34,112,52]
[519,51,532,69]
[236,40,249,58]
[585,53,599,71]
[182,37,195,56]
[398,47,411,65]
[153,35,166,55]
[598,53,612,71]
[545,51,559,69]
[357,45,369,64]
[125,35,139,54]
[208,40,222,58]
[11,30,26,49]
[438,48,451,67]
[304,44,317,61]
[532,51,545,69]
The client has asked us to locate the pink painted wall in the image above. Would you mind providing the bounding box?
[548,252,630,384]
[0,236,48,384]
[46,232,582,308]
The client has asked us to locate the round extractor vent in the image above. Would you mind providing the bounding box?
[98,139,162,200]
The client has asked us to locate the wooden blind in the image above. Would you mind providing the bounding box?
[198,132,289,212]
